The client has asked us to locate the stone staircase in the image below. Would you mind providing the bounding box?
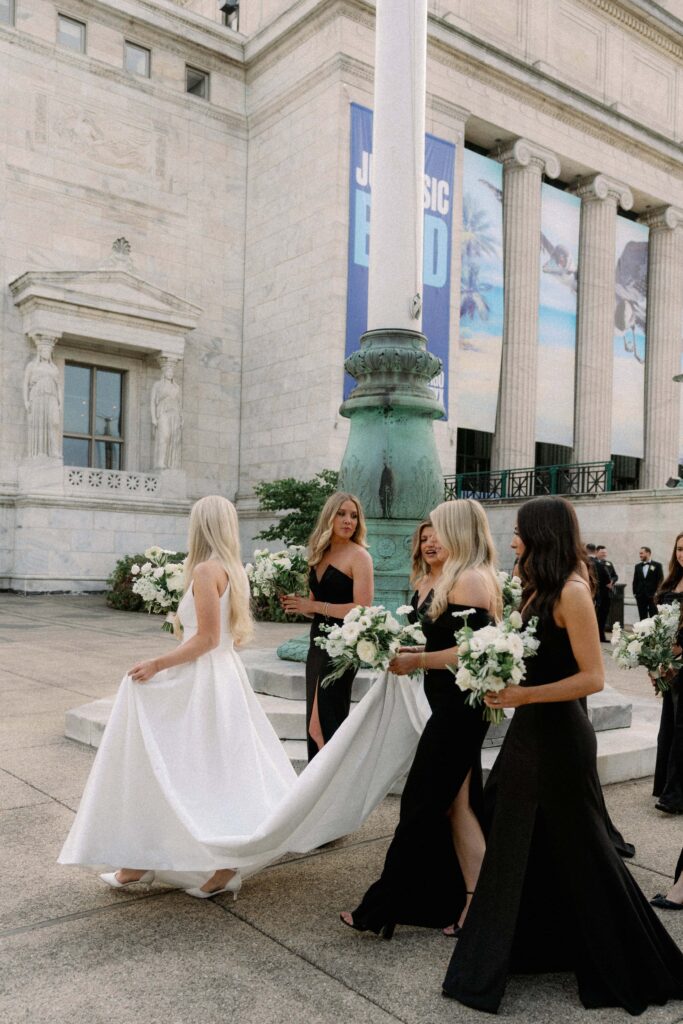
[65,649,659,787]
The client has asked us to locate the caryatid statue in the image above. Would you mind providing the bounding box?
[151,357,183,470]
[23,334,62,459]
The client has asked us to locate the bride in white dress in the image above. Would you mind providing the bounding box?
[61,497,433,896]
[59,495,296,898]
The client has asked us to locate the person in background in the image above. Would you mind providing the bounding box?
[632,546,663,619]
[586,543,611,642]
[595,545,617,639]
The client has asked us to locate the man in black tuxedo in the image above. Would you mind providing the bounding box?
[632,546,663,619]
[596,545,617,640]
[586,543,611,641]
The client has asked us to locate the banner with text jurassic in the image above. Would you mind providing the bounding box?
[344,103,456,417]
[536,184,580,449]
[456,149,504,434]
[612,217,648,458]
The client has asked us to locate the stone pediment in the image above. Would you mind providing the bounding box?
[9,267,201,359]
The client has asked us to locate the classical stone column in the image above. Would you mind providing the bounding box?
[640,206,683,490]
[491,139,560,472]
[572,175,633,465]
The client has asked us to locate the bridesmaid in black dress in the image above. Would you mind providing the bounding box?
[652,532,683,814]
[443,496,683,1016]
[340,499,501,937]
[282,493,373,762]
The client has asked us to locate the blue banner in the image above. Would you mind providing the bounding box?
[344,103,456,417]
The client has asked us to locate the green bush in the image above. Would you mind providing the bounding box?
[105,552,187,612]
[254,469,339,547]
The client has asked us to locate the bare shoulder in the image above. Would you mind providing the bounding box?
[557,577,593,618]
[349,543,373,568]
[193,560,228,588]
[449,568,491,608]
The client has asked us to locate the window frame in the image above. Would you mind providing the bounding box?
[123,39,151,78]
[185,64,210,101]
[0,0,16,28]
[63,361,127,471]
[57,12,87,54]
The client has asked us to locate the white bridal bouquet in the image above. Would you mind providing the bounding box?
[611,602,682,694]
[245,547,309,599]
[453,608,540,724]
[498,570,523,612]
[131,546,186,632]
[315,604,426,688]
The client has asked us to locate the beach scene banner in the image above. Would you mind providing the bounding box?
[456,149,504,433]
[344,103,456,416]
[611,217,648,457]
[536,185,579,447]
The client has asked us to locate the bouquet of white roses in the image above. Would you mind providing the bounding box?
[453,608,540,724]
[315,604,425,688]
[131,546,186,632]
[245,547,309,600]
[498,570,523,612]
[611,602,682,694]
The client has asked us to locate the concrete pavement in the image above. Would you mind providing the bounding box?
[0,593,681,1024]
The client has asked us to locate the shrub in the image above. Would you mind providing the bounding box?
[254,469,339,547]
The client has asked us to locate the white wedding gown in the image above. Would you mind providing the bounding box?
[59,584,430,887]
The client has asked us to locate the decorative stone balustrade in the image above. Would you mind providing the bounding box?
[64,467,159,496]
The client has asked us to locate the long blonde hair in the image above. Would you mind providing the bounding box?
[409,519,434,589]
[307,492,367,567]
[184,495,254,645]
[429,499,501,620]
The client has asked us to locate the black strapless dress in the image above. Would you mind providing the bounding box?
[305,565,357,762]
[349,601,491,931]
[653,591,683,813]
[443,617,683,1015]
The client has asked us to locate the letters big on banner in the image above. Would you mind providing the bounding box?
[344,103,456,417]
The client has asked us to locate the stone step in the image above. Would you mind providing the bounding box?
[241,649,374,702]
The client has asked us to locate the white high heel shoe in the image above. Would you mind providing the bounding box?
[184,872,241,901]
[99,870,155,889]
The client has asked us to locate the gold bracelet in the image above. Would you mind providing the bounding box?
[420,652,427,670]
[323,602,329,619]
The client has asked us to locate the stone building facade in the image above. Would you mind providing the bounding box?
[1,0,683,592]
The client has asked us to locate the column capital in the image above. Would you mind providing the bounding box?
[493,137,560,180]
[28,332,60,354]
[639,205,683,232]
[572,174,632,210]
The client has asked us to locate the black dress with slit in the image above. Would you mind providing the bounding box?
[305,565,357,762]
[443,616,683,1016]
[653,591,683,813]
[348,600,491,932]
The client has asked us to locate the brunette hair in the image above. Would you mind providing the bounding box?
[409,519,434,589]
[516,496,590,625]
[307,492,367,567]
[658,532,683,598]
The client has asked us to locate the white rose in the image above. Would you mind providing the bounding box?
[486,676,507,693]
[455,667,473,691]
[357,639,378,665]
[627,639,642,656]
[633,618,655,636]
[140,562,152,574]
[396,605,414,616]
[508,610,523,630]
[341,622,362,643]
[326,640,346,657]
[510,665,523,684]
[346,607,361,622]
[153,566,165,579]
[384,615,401,634]
[130,564,140,575]
[166,575,184,593]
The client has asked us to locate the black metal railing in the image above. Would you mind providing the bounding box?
[444,461,613,502]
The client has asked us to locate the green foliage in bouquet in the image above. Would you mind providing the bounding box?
[254,470,339,547]
[105,551,187,613]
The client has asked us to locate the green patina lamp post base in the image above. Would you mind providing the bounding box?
[277,327,444,662]
[338,327,445,612]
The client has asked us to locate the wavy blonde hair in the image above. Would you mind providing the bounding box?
[184,495,254,645]
[409,519,434,589]
[307,492,367,567]
[429,499,502,621]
